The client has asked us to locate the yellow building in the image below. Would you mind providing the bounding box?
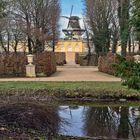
[55,39,86,53]
[55,16,87,63]
[55,39,87,63]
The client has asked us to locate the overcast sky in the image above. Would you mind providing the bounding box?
[59,0,84,37]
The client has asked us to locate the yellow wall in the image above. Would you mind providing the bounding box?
[55,40,86,53]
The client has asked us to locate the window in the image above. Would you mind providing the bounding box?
[68,45,72,52]
[75,45,79,52]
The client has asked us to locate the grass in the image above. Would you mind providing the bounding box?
[0,82,140,139]
[0,81,139,100]
[0,81,137,91]
[0,81,132,90]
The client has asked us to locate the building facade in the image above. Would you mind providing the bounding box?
[55,16,87,63]
[55,40,86,53]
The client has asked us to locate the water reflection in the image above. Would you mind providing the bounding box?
[117,107,129,138]
[83,107,118,138]
[0,103,140,139]
[59,106,140,139]
[59,106,84,136]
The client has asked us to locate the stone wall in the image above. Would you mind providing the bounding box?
[55,52,66,65]
[75,53,98,66]
[98,52,134,75]
[0,52,56,77]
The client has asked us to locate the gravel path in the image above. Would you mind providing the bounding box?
[0,64,121,81]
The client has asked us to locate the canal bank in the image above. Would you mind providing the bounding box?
[0,81,140,139]
[0,101,140,140]
[0,81,139,101]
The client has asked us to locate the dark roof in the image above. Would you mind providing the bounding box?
[68,16,81,29]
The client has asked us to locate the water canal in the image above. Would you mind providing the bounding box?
[0,102,140,139]
[59,106,140,139]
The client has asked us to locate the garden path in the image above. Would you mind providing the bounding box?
[0,63,121,81]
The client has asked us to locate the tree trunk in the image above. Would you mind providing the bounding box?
[0,33,7,52]
[52,36,55,52]
[7,31,10,53]
[14,35,18,53]
[26,14,33,54]
[121,44,127,56]
[118,0,130,57]
[34,39,44,53]
[128,33,131,54]
[28,36,32,54]
[83,20,91,66]
[112,41,117,54]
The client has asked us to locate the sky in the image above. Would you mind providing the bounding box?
[60,0,84,17]
[59,0,84,37]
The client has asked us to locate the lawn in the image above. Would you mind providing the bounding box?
[0,81,140,139]
[0,81,130,90]
[0,81,129,89]
[0,81,139,99]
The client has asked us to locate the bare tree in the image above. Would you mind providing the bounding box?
[84,0,119,56]
[3,0,60,54]
[83,19,92,65]
[0,0,9,52]
[110,1,119,54]
[49,0,60,52]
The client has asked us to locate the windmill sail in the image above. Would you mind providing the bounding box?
[62,6,85,40]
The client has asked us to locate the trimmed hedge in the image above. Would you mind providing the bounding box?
[0,52,56,77]
[98,52,133,75]
[75,53,98,66]
[55,52,66,66]
[0,53,27,77]
[35,51,56,76]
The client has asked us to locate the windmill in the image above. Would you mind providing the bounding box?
[62,5,85,40]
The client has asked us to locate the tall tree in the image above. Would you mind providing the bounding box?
[12,0,40,53]
[0,0,8,52]
[84,0,118,56]
[9,0,60,53]
[49,0,60,52]
[118,0,130,56]
[110,1,119,54]
[132,0,140,52]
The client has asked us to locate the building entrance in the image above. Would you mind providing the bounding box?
[66,52,76,64]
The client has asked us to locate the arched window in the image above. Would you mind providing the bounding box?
[75,45,80,52]
[68,44,72,52]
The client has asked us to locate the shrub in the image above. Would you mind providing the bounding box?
[113,54,140,90]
